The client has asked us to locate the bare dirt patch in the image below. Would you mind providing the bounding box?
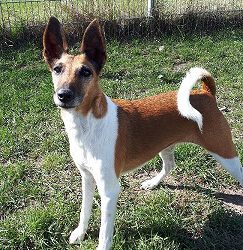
[173,59,190,72]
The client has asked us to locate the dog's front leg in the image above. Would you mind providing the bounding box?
[69,169,96,244]
[96,175,120,250]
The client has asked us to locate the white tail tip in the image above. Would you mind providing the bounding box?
[177,67,212,131]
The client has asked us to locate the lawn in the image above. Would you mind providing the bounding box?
[0,28,243,249]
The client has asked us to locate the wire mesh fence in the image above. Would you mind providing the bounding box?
[0,0,147,30]
[1,0,243,47]
[154,0,243,16]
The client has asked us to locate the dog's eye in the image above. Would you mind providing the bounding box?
[79,66,92,78]
[53,65,62,74]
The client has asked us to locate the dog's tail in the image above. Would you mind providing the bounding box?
[177,67,216,131]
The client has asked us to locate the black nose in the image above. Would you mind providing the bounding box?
[57,89,74,103]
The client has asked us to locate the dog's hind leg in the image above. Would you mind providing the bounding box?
[69,169,96,244]
[210,152,243,186]
[199,111,243,186]
[141,145,175,190]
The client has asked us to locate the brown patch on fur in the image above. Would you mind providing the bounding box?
[92,93,108,118]
[114,90,237,177]
[202,76,216,96]
[76,78,107,119]
[71,57,107,118]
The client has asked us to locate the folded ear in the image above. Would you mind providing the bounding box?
[80,19,106,73]
[43,16,68,68]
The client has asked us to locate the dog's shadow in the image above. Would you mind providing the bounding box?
[122,209,243,250]
[214,191,243,206]
[113,183,243,249]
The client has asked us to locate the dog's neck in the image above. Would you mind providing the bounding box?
[60,95,112,139]
[61,108,87,133]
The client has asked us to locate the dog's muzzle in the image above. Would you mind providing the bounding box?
[54,88,77,109]
[57,88,74,103]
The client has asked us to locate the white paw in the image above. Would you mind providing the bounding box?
[141,179,158,190]
[240,178,243,187]
[96,238,113,250]
[96,244,112,250]
[240,168,243,187]
[69,227,85,245]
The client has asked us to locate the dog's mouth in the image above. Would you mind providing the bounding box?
[55,102,76,109]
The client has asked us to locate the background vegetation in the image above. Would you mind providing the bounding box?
[1,0,243,48]
[0,27,243,249]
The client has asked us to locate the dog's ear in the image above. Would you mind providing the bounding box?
[80,19,106,73]
[43,16,68,68]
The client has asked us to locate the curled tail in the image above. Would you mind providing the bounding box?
[177,67,216,131]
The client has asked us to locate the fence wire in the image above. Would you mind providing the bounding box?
[1,0,243,47]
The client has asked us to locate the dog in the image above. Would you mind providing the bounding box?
[43,17,243,250]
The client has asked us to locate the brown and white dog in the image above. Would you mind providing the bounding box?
[43,17,243,250]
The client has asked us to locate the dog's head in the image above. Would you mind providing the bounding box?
[43,17,107,116]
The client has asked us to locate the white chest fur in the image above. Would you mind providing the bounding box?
[60,96,118,176]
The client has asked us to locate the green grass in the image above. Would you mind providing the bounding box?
[1,28,243,249]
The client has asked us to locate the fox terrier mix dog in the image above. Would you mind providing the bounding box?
[43,17,243,250]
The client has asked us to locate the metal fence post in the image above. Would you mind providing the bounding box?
[147,0,154,17]
[0,2,5,32]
